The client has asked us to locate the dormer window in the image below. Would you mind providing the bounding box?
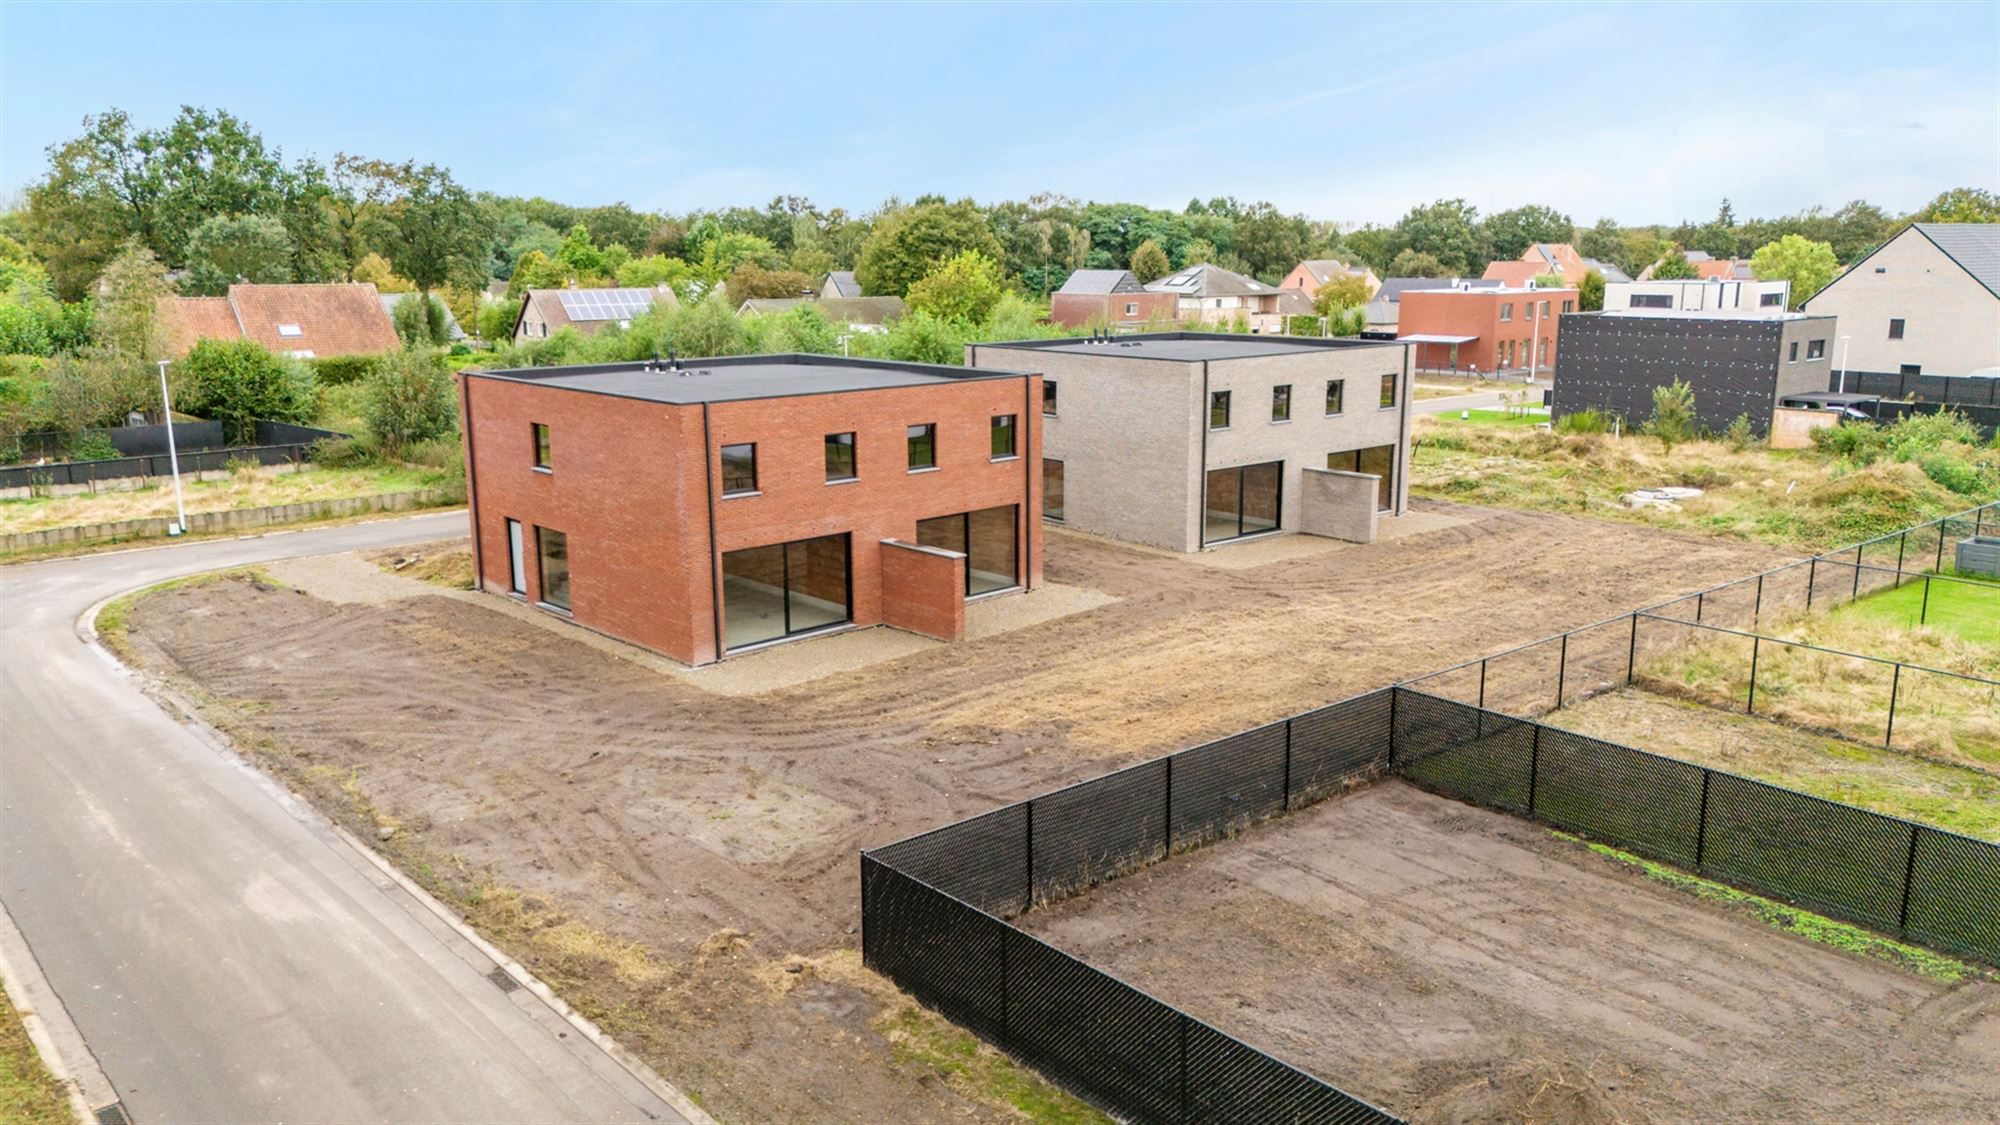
[277,323,304,338]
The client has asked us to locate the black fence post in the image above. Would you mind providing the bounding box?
[1807,557,1817,610]
[1696,591,1705,624]
[1528,724,1540,817]
[1746,636,1761,714]
[1851,546,1863,600]
[1920,576,1932,626]
[1626,614,1639,685]
[1936,526,1947,573]
[1282,719,1293,812]
[1753,573,1764,627]
[1163,754,1174,856]
[1477,658,1488,711]
[1897,822,1920,938]
[1885,665,1901,749]
[1897,531,1908,581]
[1695,769,1711,870]
[1024,800,1035,910]
[1555,633,1568,712]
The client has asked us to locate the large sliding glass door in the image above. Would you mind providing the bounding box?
[721,533,850,651]
[1328,445,1396,512]
[917,505,1019,596]
[1203,461,1282,544]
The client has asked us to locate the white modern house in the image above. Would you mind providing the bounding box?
[1802,223,2000,377]
[1604,278,1790,312]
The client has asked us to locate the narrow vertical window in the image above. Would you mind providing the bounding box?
[1379,373,1398,409]
[1209,390,1231,429]
[1042,381,1058,416]
[506,518,526,594]
[907,423,936,470]
[1042,459,1064,521]
[536,527,570,611]
[990,414,1016,458]
[1271,384,1291,422]
[720,443,758,495]
[824,432,856,481]
[532,423,551,469]
[1325,379,1345,415]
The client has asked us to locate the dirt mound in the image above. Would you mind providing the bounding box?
[1408,1056,1650,1125]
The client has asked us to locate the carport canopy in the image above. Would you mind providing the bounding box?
[1396,333,1479,344]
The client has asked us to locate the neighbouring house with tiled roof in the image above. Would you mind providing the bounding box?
[1637,248,1754,282]
[1363,277,1503,333]
[1277,259,1382,301]
[1802,222,2000,377]
[737,295,907,331]
[820,271,863,298]
[1145,263,1286,331]
[1048,269,1179,328]
[512,285,680,345]
[1483,243,1630,287]
[157,283,401,359]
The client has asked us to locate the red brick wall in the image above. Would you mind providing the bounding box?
[879,541,965,640]
[1399,288,1577,373]
[461,370,1041,665]
[1051,292,1178,328]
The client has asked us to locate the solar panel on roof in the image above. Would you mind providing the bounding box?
[557,289,656,321]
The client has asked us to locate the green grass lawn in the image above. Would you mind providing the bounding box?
[0,984,70,1125]
[1835,571,2000,645]
[1428,408,1550,428]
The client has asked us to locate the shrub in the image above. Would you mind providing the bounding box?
[1724,413,1756,451]
[1555,408,1608,434]
[175,338,318,443]
[308,435,379,468]
[362,348,456,455]
[473,297,518,344]
[392,294,452,347]
[1918,451,1986,495]
[308,354,381,386]
[71,431,120,461]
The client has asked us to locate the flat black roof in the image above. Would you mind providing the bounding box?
[974,331,1404,363]
[463,353,1033,405]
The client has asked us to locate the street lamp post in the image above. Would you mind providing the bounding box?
[156,359,188,536]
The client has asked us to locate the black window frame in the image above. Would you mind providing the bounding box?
[1759,292,1784,307]
[990,414,1017,459]
[1271,384,1291,422]
[1806,339,1826,360]
[720,442,758,496]
[1630,293,1674,309]
[1788,341,1799,363]
[1888,318,1905,340]
[1325,378,1345,416]
[532,422,551,469]
[907,423,937,470]
[1042,380,1058,416]
[1209,390,1231,430]
[1379,372,1398,409]
[824,432,857,482]
[720,533,852,651]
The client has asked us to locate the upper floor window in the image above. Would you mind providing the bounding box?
[1379,373,1398,409]
[533,423,551,469]
[1562,299,1575,313]
[1124,302,1138,316]
[1499,302,1514,322]
[1209,390,1231,430]
[1325,379,1345,415]
[721,443,758,495]
[1806,339,1826,360]
[1631,294,1673,309]
[991,414,1016,458]
[825,432,856,482]
[1271,384,1291,422]
[1043,380,1058,416]
[1539,300,1550,317]
[1788,342,1799,363]
[907,423,936,470]
[1888,318,1905,339]
[1759,293,1784,307]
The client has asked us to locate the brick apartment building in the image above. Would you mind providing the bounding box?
[459,354,1042,664]
[969,333,1412,552]
[1397,283,1578,375]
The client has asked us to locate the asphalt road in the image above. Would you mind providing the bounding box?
[0,513,689,1123]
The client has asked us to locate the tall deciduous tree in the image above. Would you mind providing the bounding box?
[1481,205,1574,261]
[1232,202,1311,282]
[1577,268,1606,311]
[1649,247,1700,280]
[1386,249,1447,278]
[373,162,491,301]
[1311,274,1371,316]
[1128,239,1170,283]
[1749,234,1838,308]
[855,200,1002,296]
[905,250,1005,324]
[1910,187,2000,224]
[1389,199,1485,276]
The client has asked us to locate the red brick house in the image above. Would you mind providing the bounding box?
[458,354,1043,665]
[1398,283,1578,375]
[1049,270,1179,328]
[157,283,401,358]
[1277,259,1381,301]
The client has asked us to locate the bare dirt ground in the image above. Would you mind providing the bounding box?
[118,502,1792,1121]
[1025,782,2000,1124]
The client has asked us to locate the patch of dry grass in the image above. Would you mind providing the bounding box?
[374,545,476,589]
[0,462,460,535]
[0,982,72,1125]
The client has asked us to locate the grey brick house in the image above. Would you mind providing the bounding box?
[969,333,1413,551]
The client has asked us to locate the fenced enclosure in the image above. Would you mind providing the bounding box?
[0,421,347,490]
[861,683,2000,1122]
[1832,370,2000,407]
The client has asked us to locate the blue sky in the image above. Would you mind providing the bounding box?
[2,1,1994,226]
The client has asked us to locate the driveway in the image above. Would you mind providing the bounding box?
[0,513,691,1123]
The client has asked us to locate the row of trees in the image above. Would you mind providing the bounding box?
[7,104,1997,363]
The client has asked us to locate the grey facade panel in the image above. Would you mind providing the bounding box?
[1551,314,1835,436]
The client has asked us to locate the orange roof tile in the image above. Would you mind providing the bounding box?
[228,283,400,357]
